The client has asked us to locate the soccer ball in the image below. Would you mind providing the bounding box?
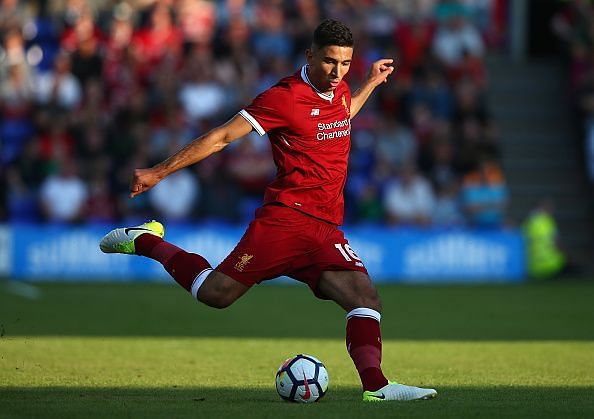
[275,354,329,403]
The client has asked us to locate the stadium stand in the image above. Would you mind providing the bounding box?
[1,0,505,228]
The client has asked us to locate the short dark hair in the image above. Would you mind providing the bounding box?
[312,19,354,49]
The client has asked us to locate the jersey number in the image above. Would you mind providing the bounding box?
[334,243,361,262]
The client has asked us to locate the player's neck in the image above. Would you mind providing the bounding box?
[304,65,334,100]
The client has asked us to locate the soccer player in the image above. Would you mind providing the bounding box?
[100,19,437,402]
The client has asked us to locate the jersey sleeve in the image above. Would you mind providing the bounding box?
[239,84,293,136]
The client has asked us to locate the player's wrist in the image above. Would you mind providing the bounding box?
[150,165,169,180]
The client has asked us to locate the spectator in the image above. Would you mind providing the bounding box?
[1,29,36,166]
[226,132,274,197]
[39,114,75,158]
[0,0,30,34]
[148,108,194,162]
[421,126,458,191]
[35,51,82,110]
[0,61,35,164]
[195,154,241,222]
[177,0,217,46]
[68,13,104,86]
[393,12,436,79]
[523,199,568,279]
[0,27,28,70]
[384,160,435,226]
[432,6,485,70]
[375,117,417,167]
[226,132,274,221]
[251,2,292,61]
[39,158,88,223]
[148,169,200,222]
[130,3,183,84]
[5,165,39,222]
[60,11,103,54]
[432,179,464,227]
[178,49,226,123]
[409,66,455,120]
[355,182,384,224]
[460,158,507,229]
[85,172,118,223]
[102,12,136,111]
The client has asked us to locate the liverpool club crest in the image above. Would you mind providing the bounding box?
[341,94,350,117]
[234,253,254,272]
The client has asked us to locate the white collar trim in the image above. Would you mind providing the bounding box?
[301,65,334,102]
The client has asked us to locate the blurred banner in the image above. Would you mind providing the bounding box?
[4,224,525,282]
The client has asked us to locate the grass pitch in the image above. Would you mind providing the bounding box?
[1,281,593,418]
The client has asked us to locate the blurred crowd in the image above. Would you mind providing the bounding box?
[0,0,509,228]
[551,0,594,185]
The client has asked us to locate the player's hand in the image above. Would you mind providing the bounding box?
[130,168,162,198]
[366,58,395,87]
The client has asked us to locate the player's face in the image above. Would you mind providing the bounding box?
[306,45,353,94]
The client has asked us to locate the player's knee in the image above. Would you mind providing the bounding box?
[373,295,382,313]
[199,290,236,309]
[209,296,235,309]
[197,277,241,309]
[362,291,382,313]
[346,287,381,313]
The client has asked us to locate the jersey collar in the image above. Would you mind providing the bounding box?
[301,65,334,102]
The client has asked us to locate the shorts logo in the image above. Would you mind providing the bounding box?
[234,253,254,272]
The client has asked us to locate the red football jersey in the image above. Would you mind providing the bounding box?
[239,66,352,225]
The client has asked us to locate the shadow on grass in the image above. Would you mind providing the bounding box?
[1,386,593,419]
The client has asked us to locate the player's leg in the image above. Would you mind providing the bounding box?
[317,271,387,391]
[195,270,250,309]
[99,220,249,308]
[132,232,250,308]
[317,270,436,401]
[317,270,381,312]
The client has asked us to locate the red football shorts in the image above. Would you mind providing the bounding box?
[216,204,368,298]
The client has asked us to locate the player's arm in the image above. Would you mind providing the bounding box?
[130,114,253,197]
[350,58,394,119]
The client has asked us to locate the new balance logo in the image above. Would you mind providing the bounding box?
[310,108,320,116]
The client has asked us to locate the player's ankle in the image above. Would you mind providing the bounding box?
[135,233,163,256]
[361,368,388,391]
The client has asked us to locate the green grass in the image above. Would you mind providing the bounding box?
[1,281,594,418]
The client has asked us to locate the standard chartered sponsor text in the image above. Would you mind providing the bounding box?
[317,118,351,141]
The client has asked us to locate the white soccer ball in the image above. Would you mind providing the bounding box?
[275,354,329,403]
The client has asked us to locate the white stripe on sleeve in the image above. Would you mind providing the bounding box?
[238,110,266,136]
